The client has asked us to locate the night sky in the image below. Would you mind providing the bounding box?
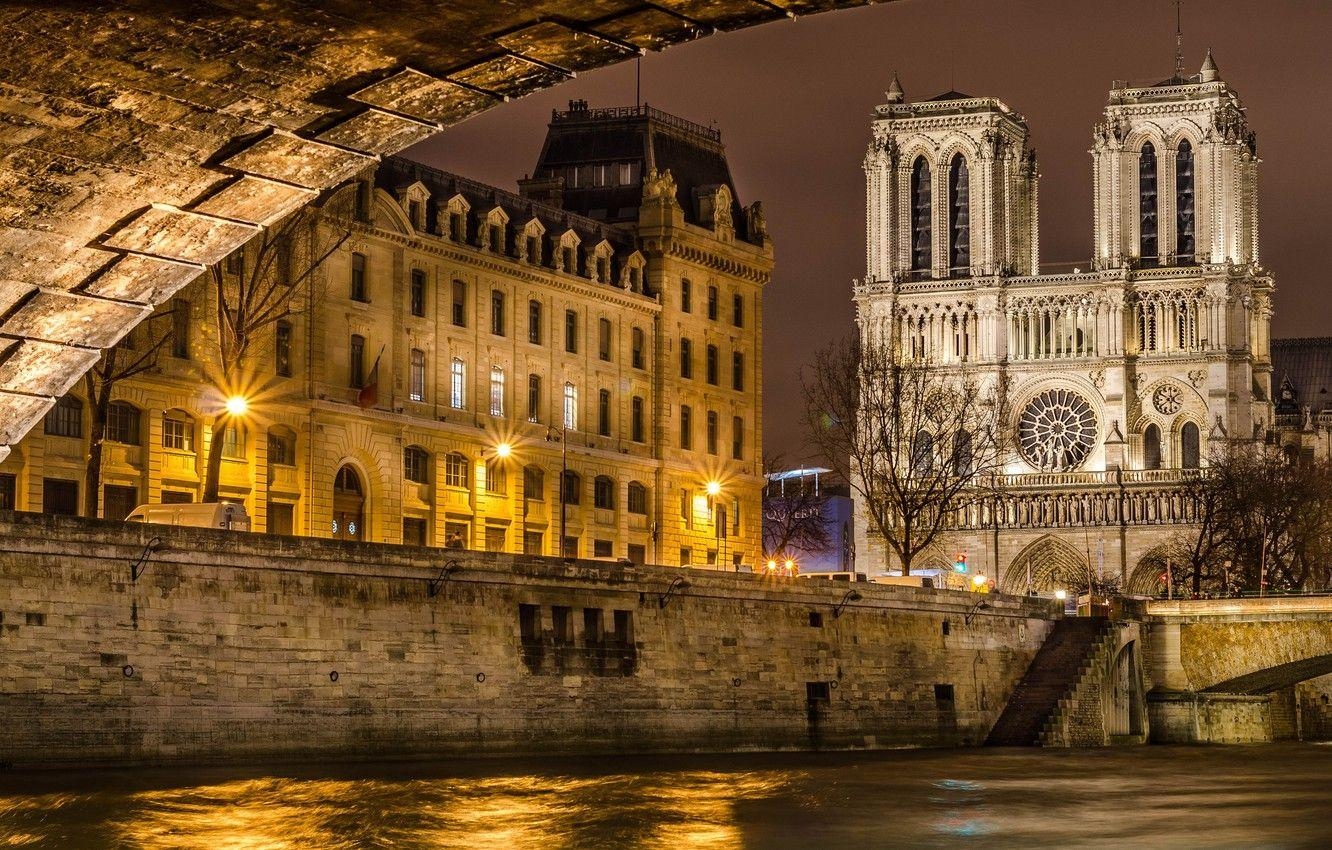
[408,0,1332,464]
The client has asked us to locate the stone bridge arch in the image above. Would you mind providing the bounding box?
[0,1,893,462]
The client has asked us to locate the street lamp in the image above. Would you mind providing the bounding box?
[546,425,569,559]
[225,395,249,417]
[705,479,726,569]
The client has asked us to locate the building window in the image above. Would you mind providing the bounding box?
[681,278,692,313]
[632,327,645,369]
[628,266,641,293]
[706,410,718,455]
[171,298,191,358]
[680,404,692,450]
[103,485,138,522]
[1144,424,1162,470]
[594,475,615,510]
[524,466,545,501]
[527,374,541,423]
[490,289,505,336]
[627,481,647,515]
[528,299,543,345]
[268,430,295,466]
[732,351,744,391]
[489,365,505,417]
[43,478,79,516]
[631,396,645,443]
[0,473,14,511]
[162,413,193,451]
[490,223,504,254]
[565,309,578,353]
[598,389,611,436]
[403,516,427,547]
[450,357,465,409]
[706,344,719,385]
[1181,421,1201,469]
[485,459,507,494]
[732,292,744,327]
[561,245,575,274]
[44,395,82,438]
[596,255,609,284]
[948,154,970,274]
[350,252,368,302]
[732,416,744,460]
[1140,142,1158,265]
[410,269,426,317]
[452,280,467,327]
[449,210,464,242]
[598,317,612,361]
[224,251,243,277]
[106,401,141,445]
[680,338,692,379]
[911,156,932,272]
[562,470,581,505]
[407,200,422,229]
[707,285,718,320]
[407,348,426,402]
[1176,139,1195,262]
[404,445,430,484]
[563,382,577,430]
[439,452,467,489]
[526,235,541,264]
[349,334,365,388]
[276,320,292,377]
[221,424,244,459]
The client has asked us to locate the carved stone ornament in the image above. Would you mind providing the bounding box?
[1152,383,1183,415]
[1089,368,1106,389]
[1188,369,1206,388]
[1017,388,1098,472]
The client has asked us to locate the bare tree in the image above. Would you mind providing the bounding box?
[200,197,352,502]
[83,316,173,516]
[802,332,1008,575]
[761,453,833,564]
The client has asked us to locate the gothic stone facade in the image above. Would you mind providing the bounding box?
[853,56,1276,592]
[0,105,771,570]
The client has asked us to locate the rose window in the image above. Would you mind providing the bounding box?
[1153,384,1182,415]
[1017,388,1098,471]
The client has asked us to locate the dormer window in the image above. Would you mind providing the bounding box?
[408,200,422,229]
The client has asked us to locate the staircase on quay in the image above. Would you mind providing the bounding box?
[985,616,1116,747]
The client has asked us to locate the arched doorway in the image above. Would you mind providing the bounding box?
[333,464,365,541]
[1105,641,1145,740]
[1004,535,1092,594]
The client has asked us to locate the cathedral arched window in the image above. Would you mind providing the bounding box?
[1138,302,1158,353]
[951,430,973,477]
[948,154,970,275]
[1143,424,1162,470]
[1139,142,1158,266]
[910,430,934,477]
[910,157,931,273]
[1180,422,1200,469]
[1175,139,1195,262]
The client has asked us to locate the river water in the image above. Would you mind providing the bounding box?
[1,744,1329,849]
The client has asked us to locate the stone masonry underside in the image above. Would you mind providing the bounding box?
[0,0,888,462]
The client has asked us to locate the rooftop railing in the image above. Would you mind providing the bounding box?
[551,103,721,143]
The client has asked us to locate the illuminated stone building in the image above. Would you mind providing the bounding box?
[853,56,1280,590]
[0,103,772,569]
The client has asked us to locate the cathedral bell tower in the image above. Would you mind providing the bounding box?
[864,74,1039,285]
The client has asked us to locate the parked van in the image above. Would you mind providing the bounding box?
[798,571,868,583]
[125,502,250,531]
[871,574,936,589]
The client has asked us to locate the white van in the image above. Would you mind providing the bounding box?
[798,571,869,583]
[125,502,250,531]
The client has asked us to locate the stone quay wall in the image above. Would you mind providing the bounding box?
[0,512,1059,768]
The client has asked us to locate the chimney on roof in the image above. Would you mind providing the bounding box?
[569,99,589,112]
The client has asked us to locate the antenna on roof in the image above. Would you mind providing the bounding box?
[636,56,642,110]
[1173,0,1185,81]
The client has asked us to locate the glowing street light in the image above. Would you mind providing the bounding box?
[224,395,249,417]
[1054,589,1068,601]
[494,441,512,459]
[706,480,722,497]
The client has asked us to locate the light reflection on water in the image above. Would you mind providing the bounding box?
[1,745,1329,848]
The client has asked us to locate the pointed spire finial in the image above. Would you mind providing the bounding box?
[885,72,905,104]
[1174,0,1185,81]
[1199,47,1220,82]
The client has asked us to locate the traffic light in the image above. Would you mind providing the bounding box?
[953,552,968,573]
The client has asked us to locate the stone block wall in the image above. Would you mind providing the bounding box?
[0,512,1057,767]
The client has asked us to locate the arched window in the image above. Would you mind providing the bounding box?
[594,475,615,509]
[1175,139,1195,262]
[951,430,974,477]
[444,452,469,488]
[627,481,648,515]
[1143,424,1162,470]
[332,464,364,541]
[910,157,932,272]
[948,154,970,274]
[403,445,430,484]
[1180,422,1200,469]
[910,430,934,477]
[1139,142,1158,265]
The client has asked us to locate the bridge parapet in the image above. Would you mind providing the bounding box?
[1146,596,1332,623]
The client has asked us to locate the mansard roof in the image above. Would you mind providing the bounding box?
[375,156,635,255]
[1272,338,1332,416]
[526,101,760,244]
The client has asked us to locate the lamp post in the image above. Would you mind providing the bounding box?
[706,479,724,569]
[547,425,568,558]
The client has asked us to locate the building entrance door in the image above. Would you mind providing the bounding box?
[332,465,364,541]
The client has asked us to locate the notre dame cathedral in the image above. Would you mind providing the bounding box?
[852,51,1323,592]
